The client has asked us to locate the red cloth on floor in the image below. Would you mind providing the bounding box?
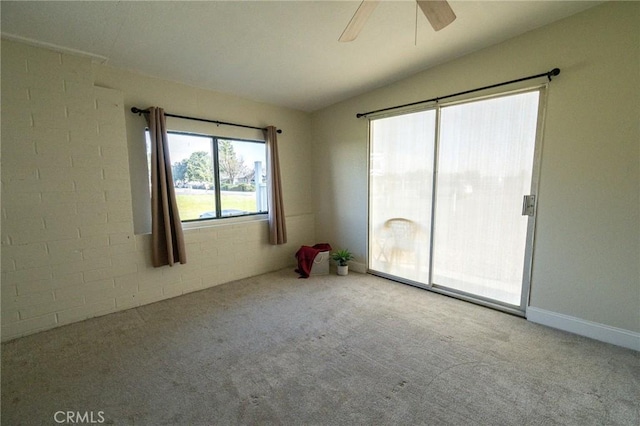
[295,243,332,278]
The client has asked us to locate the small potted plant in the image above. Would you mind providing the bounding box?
[331,249,354,276]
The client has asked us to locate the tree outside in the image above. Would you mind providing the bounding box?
[219,140,250,185]
[172,159,188,183]
[185,151,214,187]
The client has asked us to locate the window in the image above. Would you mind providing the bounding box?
[146,131,268,222]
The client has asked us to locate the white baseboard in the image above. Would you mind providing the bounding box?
[526,306,639,351]
[350,261,367,274]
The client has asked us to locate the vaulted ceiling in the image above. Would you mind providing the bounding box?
[1,1,602,112]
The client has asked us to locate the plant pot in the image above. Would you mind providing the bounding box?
[337,265,349,276]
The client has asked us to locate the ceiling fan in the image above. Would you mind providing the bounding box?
[339,0,456,42]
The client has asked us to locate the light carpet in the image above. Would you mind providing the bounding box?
[2,268,638,425]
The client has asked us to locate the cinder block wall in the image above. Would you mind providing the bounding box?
[1,40,314,341]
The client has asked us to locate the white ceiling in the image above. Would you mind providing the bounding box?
[1,1,602,112]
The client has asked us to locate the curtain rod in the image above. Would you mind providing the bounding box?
[130,107,282,134]
[356,68,560,118]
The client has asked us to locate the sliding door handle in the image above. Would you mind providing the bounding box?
[522,195,536,216]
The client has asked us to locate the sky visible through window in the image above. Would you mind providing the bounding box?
[166,133,265,167]
[145,132,265,171]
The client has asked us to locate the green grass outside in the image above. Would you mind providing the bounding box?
[177,193,259,220]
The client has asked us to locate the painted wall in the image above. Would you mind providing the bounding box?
[311,2,639,340]
[1,40,315,341]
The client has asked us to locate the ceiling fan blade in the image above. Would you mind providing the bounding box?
[416,0,456,32]
[339,0,381,42]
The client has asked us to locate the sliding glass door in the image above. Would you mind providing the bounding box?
[368,89,543,313]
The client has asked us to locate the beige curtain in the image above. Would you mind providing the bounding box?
[265,126,287,245]
[147,107,187,266]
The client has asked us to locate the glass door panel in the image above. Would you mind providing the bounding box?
[369,110,436,284]
[432,92,540,306]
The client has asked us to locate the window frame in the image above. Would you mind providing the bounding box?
[147,128,269,225]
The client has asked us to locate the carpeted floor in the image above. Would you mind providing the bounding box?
[2,268,639,425]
